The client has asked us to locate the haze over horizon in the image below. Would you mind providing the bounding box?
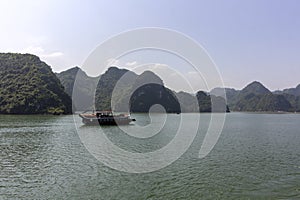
[1,0,299,91]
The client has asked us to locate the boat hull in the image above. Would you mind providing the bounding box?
[79,113,135,126]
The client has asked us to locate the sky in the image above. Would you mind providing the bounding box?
[1,0,300,91]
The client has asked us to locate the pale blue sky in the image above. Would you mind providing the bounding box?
[1,0,299,90]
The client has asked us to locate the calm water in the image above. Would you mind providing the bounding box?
[0,113,299,199]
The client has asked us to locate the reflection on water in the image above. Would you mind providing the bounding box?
[0,113,299,199]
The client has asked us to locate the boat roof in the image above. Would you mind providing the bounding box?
[95,110,112,113]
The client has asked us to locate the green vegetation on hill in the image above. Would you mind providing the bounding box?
[175,91,198,112]
[274,84,300,97]
[196,91,230,113]
[57,66,300,113]
[281,94,300,112]
[56,67,98,111]
[235,82,295,112]
[240,81,271,95]
[196,91,211,112]
[130,83,181,113]
[2,52,297,114]
[129,71,180,113]
[234,93,292,112]
[94,68,181,113]
[55,67,80,96]
[95,67,131,111]
[0,53,71,114]
[212,81,299,112]
[58,66,230,113]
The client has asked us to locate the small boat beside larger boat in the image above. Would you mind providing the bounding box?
[79,110,136,125]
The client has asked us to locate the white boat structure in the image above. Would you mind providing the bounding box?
[79,110,136,125]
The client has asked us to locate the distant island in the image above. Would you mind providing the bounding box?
[211,82,300,112]
[1,53,299,114]
[57,65,229,113]
[57,65,300,113]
